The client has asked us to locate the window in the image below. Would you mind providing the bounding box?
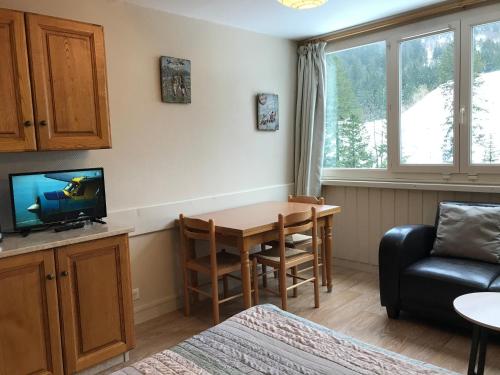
[399,31,455,165]
[470,20,500,165]
[324,41,387,169]
[323,5,500,182]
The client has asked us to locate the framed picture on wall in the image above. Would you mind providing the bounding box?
[160,56,191,104]
[257,93,279,131]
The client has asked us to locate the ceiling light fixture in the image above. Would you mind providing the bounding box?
[277,0,328,10]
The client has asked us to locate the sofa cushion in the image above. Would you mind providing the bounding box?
[400,257,500,311]
[489,276,500,292]
[432,202,500,263]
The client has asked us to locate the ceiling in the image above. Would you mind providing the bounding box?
[124,0,447,40]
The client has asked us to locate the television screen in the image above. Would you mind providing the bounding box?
[9,168,107,230]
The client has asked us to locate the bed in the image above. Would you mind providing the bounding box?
[113,304,458,375]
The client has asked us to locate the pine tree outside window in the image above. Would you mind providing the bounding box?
[324,42,387,170]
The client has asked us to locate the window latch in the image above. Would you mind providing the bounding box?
[460,107,466,125]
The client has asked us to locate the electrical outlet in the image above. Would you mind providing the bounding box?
[132,288,140,301]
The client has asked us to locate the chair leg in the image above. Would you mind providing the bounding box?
[223,275,229,299]
[279,266,288,311]
[313,261,320,309]
[191,270,199,302]
[183,268,190,317]
[262,264,267,288]
[321,228,327,286]
[292,266,298,298]
[252,258,259,305]
[321,260,327,287]
[274,268,278,279]
[211,272,220,326]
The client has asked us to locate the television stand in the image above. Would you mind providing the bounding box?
[20,229,31,238]
[54,221,85,233]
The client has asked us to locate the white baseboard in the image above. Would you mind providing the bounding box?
[333,257,379,274]
[134,295,182,324]
[108,183,295,237]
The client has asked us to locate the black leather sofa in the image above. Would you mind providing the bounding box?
[379,202,500,323]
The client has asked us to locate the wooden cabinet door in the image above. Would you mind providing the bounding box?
[56,235,135,374]
[26,14,111,150]
[0,251,63,375]
[0,9,36,152]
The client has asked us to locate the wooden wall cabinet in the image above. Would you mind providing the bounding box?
[0,8,111,152]
[0,9,36,152]
[0,235,134,375]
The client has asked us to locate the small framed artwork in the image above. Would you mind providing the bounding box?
[160,56,191,104]
[257,93,279,131]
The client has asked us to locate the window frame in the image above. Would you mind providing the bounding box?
[324,31,390,177]
[322,4,500,183]
[460,9,500,174]
[389,20,461,174]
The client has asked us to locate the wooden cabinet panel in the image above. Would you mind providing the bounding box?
[27,14,111,150]
[56,235,134,373]
[0,9,36,152]
[0,251,63,375]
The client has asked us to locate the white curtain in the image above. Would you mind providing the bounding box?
[294,42,326,196]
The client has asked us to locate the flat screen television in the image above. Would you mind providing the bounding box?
[9,168,107,231]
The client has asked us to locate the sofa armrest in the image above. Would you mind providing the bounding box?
[379,225,436,308]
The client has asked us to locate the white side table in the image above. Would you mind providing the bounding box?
[454,292,500,375]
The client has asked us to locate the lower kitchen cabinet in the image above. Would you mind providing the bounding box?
[0,234,135,375]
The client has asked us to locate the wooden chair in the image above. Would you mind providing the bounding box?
[179,214,259,325]
[287,195,327,287]
[260,195,327,287]
[255,208,320,311]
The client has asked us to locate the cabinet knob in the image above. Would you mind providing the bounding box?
[46,274,56,280]
[23,120,32,127]
[40,120,48,126]
[61,271,69,277]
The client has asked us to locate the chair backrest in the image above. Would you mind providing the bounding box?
[288,195,325,205]
[179,214,217,266]
[281,209,315,236]
[277,208,318,260]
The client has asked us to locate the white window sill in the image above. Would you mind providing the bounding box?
[321,179,500,193]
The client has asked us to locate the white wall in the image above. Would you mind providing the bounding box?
[0,0,297,322]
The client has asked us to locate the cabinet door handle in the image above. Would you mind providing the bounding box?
[46,274,56,280]
[40,120,48,126]
[24,120,32,127]
[61,271,69,277]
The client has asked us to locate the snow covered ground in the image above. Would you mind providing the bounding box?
[365,70,500,165]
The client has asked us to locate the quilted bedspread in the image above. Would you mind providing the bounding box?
[112,304,458,375]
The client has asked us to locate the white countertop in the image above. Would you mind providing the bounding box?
[0,223,134,259]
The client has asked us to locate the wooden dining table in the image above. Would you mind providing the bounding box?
[190,201,342,309]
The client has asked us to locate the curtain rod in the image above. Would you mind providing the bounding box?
[299,0,496,46]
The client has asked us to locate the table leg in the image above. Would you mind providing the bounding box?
[468,326,480,375]
[468,326,488,375]
[324,215,333,293]
[477,329,488,375]
[320,227,327,287]
[238,237,252,308]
